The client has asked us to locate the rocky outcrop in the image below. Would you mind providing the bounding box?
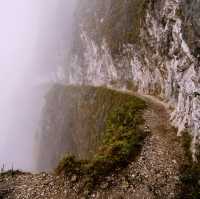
[59,0,200,160]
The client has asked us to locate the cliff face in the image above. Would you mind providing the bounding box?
[62,0,200,160]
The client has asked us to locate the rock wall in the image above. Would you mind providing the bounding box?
[59,0,200,160]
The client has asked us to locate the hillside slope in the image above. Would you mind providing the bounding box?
[1,89,190,199]
[36,85,146,171]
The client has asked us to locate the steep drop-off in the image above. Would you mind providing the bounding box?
[63,0,200,160]
[1,92,190,198]
[36,85,146,171]
[1,1,200,198]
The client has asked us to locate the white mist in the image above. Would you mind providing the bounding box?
[0,0,77,171]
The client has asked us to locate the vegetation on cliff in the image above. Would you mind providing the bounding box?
[55,86,147,191]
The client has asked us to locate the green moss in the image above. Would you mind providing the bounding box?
[178,133,200,199]
[126,80,138,91]
[55,87,147,192]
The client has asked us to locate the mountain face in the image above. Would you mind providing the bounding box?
[62,0,200,160]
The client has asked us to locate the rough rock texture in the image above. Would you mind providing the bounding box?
[59,0,200,160]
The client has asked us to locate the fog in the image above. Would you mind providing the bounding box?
[0,0,77,171]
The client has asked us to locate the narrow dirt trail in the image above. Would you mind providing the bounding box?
[92,94,186,198]
[128,95,185,198]
[0,94,186,199]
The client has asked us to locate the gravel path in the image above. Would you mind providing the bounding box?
[0,95,186,199]
[86,95,186,199]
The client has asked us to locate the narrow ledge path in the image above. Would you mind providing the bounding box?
[0,93,186,199]
[90,93,186,199]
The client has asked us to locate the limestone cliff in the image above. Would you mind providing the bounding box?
[61,0,200,160]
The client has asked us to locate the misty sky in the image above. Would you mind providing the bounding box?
[0,0,77,171]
